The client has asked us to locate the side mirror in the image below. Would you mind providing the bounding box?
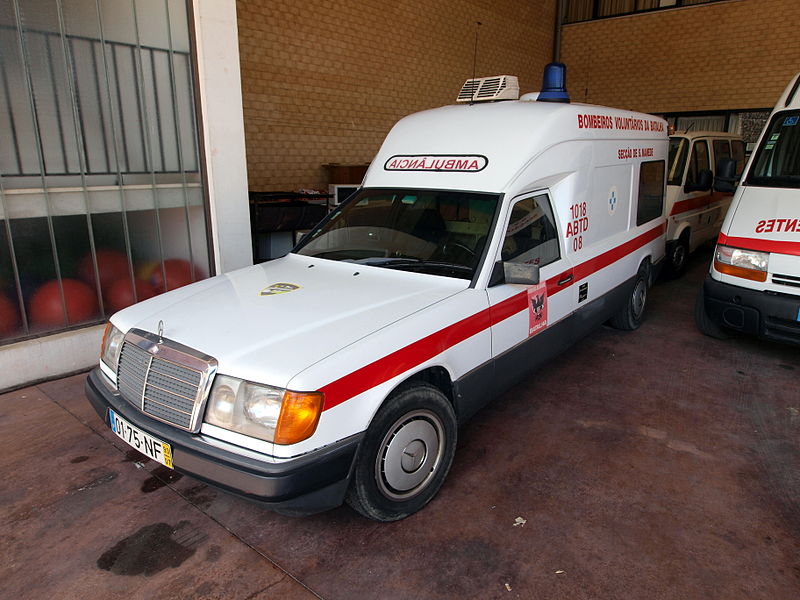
[685,168,713,193]
[489,261,540,286]
[714,157,738,194]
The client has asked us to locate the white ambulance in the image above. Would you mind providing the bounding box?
[665,130,745,276]
[86,65,668,521]
[696,72,800,345]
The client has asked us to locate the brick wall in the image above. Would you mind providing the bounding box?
[560,0,800,115]
[236,0,556,191]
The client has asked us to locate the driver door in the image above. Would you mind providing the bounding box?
[485,192,576,385]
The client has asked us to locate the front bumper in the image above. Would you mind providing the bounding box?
[702,275,800,346]
[85,368,362,515]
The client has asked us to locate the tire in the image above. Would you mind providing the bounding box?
[346,383,457,522]
[694,285,729,340]
[609,262,649,330]
[666,233,690,279]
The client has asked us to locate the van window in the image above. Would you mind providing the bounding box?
[668,136,689,185]
[686,140,710,188]
[747,111,800,188]
[501,194,560,267]
[636,160,665,226]
[731,140,746,175]
[712,139,731,171]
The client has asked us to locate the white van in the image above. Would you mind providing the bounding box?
[665,130,745,275]
[696,72,800,345]
[86,65,668,521]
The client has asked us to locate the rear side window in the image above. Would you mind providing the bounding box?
[637,160,665,226]
[731,140,746,175]
[686,140,710,188]
[712,139,731,171]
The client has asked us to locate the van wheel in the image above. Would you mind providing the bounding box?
[694,286,729,340]
[346,383,457,522]
[609,262,649,330]
[667,233,690,278]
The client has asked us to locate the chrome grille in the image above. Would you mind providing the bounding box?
[115,329,216,431]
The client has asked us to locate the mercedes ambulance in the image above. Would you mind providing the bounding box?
[86,64,668,521]
[665,131,745,276]
[697,72,800,345]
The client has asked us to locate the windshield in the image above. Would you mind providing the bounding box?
[295,188,500,280]
[747,111,800,188]
[667,136,689,186]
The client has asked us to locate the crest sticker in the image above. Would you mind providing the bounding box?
[260,283,300,296]
[527,282,548,336]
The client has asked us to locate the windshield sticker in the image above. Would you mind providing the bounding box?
[260,283,300,296]
[527,282,548,337]
[783,116,799,126]
[384,155,488,172]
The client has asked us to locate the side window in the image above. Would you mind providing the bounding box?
[731,140,746,175]
[712,139,731,172]
[501,194,560,267]
[637,160,665,226]
[686,140,710,187]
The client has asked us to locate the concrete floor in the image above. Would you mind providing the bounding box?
[2,248,799,600]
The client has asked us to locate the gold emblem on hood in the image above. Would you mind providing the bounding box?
[260,283,300,296]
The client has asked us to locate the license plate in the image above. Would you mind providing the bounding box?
[108,408,173,468]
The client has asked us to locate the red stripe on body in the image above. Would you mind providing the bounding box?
[717,233,800,257]
[320,222,665,411]
[669,194,712,216]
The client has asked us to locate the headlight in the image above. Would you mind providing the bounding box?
[205,375,323,445]
[714,244,769,282]
[101,323,125,370]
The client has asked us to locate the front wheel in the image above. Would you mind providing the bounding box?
[694,285,729,340]
[346,383,457,521]
[609,262,649,330]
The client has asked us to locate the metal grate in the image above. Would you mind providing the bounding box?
[772,273,800,289]
[116,339,206,431]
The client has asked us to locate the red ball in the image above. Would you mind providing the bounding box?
[30,279,99,326]
[151,259,194,292]
[106,278,156,313]
[0,292,18,336]
[78,249,129,289]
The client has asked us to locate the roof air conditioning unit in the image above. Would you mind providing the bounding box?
[457,75,519,103]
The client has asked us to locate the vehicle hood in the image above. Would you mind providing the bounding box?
[111,254,467,387]
[725,186,800,242]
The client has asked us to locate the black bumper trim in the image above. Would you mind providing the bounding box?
[702,275,800,346]
[85,368,361,514]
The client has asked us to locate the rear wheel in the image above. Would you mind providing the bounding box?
[609,262,649,330]
[346,383,457,522]
[666,233,690,278]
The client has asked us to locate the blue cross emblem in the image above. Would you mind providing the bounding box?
[609,190,617,213]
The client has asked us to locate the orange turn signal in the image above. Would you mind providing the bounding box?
[713,260,767,282]
[100,322,112,359]
[274,391,324,445]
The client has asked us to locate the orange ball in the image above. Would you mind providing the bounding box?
[106,278,156,313]
[0,292,18,336]
[151,259,194,292]
[30,279,98,326]
[78,249,129,289]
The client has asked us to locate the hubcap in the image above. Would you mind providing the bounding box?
[632,278,647,320]
[376,410,445,501]
[673,244,687,270]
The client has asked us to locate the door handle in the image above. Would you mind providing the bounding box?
[557,274,574,286]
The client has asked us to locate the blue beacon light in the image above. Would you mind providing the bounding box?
[537,62,570,103]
